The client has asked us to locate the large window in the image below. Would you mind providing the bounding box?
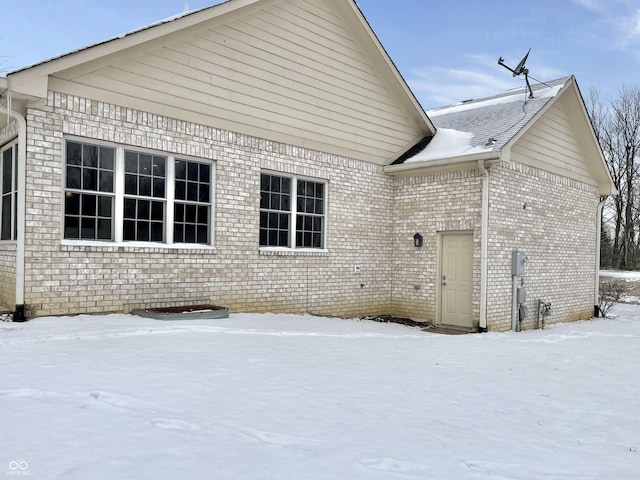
[64,139,214,245]
[260,172,325,249]
[0,142,18,241]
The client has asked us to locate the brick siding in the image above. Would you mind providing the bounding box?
[16,92,601,330]
[22,92,394,318]
[486,161,599,330]
[391,170,483,323]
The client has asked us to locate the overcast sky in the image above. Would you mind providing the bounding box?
[2,0,640,109]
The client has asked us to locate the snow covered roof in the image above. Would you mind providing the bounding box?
[397,77,571,164]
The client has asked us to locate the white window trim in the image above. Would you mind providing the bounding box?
[0,140,18,243]
[259,169,328,252]
[61,136,216,249]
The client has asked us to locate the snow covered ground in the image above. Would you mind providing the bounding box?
[600,270,640,282]
[1,307,639,480]
[600,270,640,304]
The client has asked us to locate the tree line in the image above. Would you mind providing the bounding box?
[588,86,640,270]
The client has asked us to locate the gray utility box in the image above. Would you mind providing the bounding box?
[512,251,526,276]
[517,286,527,304]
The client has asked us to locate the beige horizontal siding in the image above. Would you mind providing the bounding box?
[511,97,597,185]
[50,0,421,163]
[138,46,415,137]
[158,39,414,129]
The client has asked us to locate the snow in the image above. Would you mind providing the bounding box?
[2,309,639,479]
[600,269,640,281]
[404,128,491,163]
[403,81,568,164]
[427,84,564,118]
[600,270,640,303]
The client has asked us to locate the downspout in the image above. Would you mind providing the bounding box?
[0,80,27,321]
[594,195,607,317]
[478,159,490,332]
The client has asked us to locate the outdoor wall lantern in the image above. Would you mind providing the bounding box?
[414,232,423,248]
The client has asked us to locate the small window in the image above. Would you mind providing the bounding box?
[174,160,212,245]
[123,150,166,242]
[260,172,325,249]
[296,179,325,248]
[64,141,115,240]
[1,142,18,241]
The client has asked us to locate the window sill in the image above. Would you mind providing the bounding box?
[259,247,329,256]
[60,241,217,255]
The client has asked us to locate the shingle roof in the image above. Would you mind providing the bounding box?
[399,76,572,164]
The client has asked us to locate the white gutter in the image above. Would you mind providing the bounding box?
[384,150,499,175]
[594,196,608,316]
[386,150,497,331]
[478,159,490,331]
[0,79,27,320]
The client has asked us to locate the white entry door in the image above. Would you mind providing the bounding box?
[441,233,474,328]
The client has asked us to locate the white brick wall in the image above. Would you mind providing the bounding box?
[391,161,600,332]
[486,161,599,331]
[16,92,602,329]
[392,170,483,323]
[22,92,394,317]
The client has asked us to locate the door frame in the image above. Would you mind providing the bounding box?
[436,230,474,327]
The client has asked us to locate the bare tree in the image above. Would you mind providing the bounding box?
[587,86,640,269]
[598,279,627,317]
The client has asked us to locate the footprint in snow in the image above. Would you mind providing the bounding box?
[236,426,321,447]
[359,457,432,477]
[88,391,155,412]
[151,418,199,431]
[0,388,51,398]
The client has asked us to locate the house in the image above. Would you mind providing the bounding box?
[0,0,615,331]
[387,77,615,331]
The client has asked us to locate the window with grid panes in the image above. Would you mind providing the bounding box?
[63,139,214,246]
[260,172,325,249]
[1,142,18,241]
[64,140,115,240]
[123,150,166,242]
[174,160,212,245]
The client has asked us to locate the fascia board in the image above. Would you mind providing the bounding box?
[384,150,500,175]
[7,0,262,97]
[338,0,435,136]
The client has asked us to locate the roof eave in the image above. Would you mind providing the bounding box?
[7,0,262,97]
[384,150,501,175]
[342,0,435,136]
[501,77,573,152]
[569,77,618,196]
[600,183,618,196]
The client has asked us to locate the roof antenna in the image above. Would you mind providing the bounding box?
[498,49,534,99]
[184,1,189,13]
